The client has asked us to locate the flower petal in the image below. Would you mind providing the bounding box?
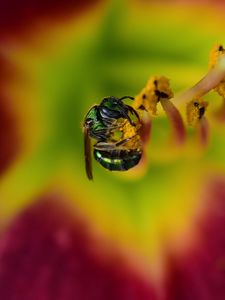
[165,177,225,300]
[0,0,100,37]
[0,195,158,300]
[0,58,20,174]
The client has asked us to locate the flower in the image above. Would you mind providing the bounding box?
[0,1,225,300]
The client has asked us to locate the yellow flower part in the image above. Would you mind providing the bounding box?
[133,76,174,115]
[186,98,208,126]
[209,44,225,69]
[209,44,225,97]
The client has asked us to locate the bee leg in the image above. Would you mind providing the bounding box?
[94,142,117,150]
[127,106,141,122]
[102,117,115,126]
[118,107,136,126]
[115,135,137,147]
[119,103,140,125]
[94,135,137,151]
[90,129,108,141]
[126,114,136,126]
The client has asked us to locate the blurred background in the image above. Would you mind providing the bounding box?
[0,0,225,299]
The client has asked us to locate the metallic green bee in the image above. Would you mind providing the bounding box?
[83,96,142,180]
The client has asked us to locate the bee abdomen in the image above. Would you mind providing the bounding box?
[94,149,142,171]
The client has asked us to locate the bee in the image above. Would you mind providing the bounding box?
[83,96,142,180]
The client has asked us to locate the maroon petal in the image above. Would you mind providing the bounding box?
[0,0,101,38]
[165,177,225,300]
[0,98,19,174]
[0,195,158,300]
[0,58,20,175]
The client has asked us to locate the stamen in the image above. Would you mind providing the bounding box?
[160,99,186,146]
[172,52,225,105]
[196,116,209,148]
[134,76,186,146]
[209,44,225,122]
[186,98,209,148]
[123,43,225,176]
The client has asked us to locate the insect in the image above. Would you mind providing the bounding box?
[83,96,142,180]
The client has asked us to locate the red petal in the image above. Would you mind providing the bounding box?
[165,177,225,300]
[0,0,101,38]
[0,195,158,300]
[0,58,20,174]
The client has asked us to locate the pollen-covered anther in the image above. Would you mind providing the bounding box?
[133,76,173,115]
[187,99,209,147]
[153,76,186,145]
[209,44,225,69]
[186,99,208,126]
[209,44,225,97]
[208,44,225,122]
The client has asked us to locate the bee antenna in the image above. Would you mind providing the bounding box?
[119,96,134,101]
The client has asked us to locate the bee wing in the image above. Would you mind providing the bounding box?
[84,127,93,180]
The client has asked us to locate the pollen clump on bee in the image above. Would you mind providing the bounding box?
[133,76,173,115]
[120,120,142,150]
[186,99,208,126]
